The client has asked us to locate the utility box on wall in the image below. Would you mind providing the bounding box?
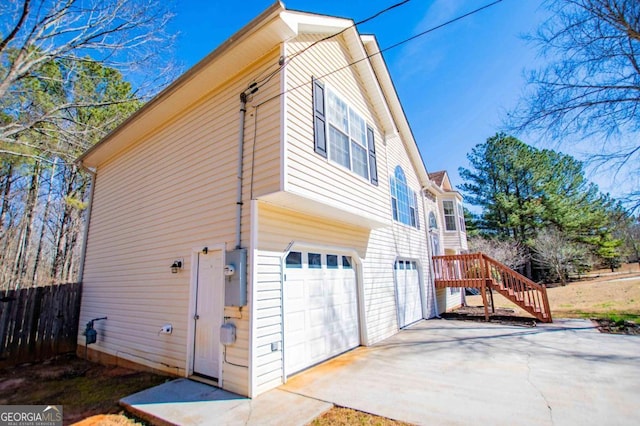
[225,248,247,306]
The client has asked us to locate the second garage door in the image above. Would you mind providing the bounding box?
[396,259,423,328]
[284,250,360,375]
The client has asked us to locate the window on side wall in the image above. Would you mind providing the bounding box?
[312,79,378,185]
[443,200,456,231]
[390,166,419,228]
[428,211,438,230]
[457,202,466,232]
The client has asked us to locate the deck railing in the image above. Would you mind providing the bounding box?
[432,253,552,323]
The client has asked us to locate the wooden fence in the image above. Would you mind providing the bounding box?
[0,282,82,368]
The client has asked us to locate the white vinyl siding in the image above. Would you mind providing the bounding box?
[437,287,463,313]
[284,34,388,224]
[254,183,434,394]
[255,202,369,394]
[80,49,282,397]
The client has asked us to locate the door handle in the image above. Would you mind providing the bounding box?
[194,314,200,320]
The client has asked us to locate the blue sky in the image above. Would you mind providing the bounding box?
[168,1,623,197]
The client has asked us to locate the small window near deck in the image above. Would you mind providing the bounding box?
[308,253,322,268]
[443,200,457,231]
[286,251,302,268]
[457,202,466,232]
[327,254,339,269]
[342,256,353,269]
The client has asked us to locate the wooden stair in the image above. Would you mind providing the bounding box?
[432,253,552,323]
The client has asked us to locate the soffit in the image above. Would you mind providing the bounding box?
[79,2,292,168]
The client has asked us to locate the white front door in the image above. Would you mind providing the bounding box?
[284,251,360,375]
[193,250,223,378]
[396,260,423,328]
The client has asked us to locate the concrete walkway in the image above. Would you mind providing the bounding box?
[121,319,640,425]
[120,378,330,425]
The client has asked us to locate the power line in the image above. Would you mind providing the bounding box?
[380,0,503,53]
[255,0,505,108]
[250,0,412,89]
[284,0,411,66]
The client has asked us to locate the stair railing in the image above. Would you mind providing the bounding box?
[432,253,552,322]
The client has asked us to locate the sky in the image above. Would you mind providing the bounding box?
[164,0,626,200]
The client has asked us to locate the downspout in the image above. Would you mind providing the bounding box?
[235,92,248,250]
[421,185,440,318]
[77,164,96,283]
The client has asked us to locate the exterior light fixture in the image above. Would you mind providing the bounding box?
[171,260,182,274]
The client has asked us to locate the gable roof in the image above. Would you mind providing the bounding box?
[428,171,446,187]
[77,2,430,188]
[428,170,464,201]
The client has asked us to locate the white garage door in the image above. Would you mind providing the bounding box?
[396,260,423,328]
[284,250,359,375]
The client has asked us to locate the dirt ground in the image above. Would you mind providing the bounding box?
[0,354,409,426]
[461,264,640,334]
[0,353,167,425]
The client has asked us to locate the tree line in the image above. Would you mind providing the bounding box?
[0,0,174,290]
[461,133,638,285]
[466,0,639,284]
[0,59,141,289]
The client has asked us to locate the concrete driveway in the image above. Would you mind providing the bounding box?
[281,319,640,425]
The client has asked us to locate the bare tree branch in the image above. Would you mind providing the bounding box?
[0,0,178,154]
[508,0,640,209]
[0,0,31,53]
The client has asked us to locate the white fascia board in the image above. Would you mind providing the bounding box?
[361,35,430,188]
[78,2,287,168]
[280,10,352,35]
[343,29,396,136]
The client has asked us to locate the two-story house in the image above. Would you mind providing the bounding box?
[427,170,468,311]
[76,3,467,398]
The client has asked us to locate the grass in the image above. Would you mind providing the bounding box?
[466,267,640,322]
[309,407,413,426]
[0,354,167,425]
[570,311,640,324]
[0,355,411,426]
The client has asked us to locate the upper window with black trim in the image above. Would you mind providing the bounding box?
[390,166,419,228]
[313,78,378,185]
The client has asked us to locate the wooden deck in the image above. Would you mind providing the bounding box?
[432,253,552,323]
